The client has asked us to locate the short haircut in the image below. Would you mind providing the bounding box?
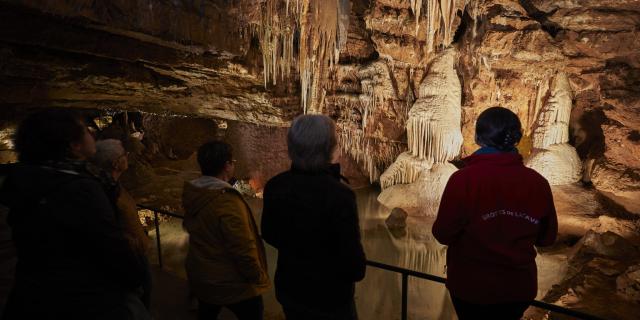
[14,109,86,164]
[93,139,125,170]
[475,107,523,151]
[287,114,337,171]
[197,141,233,176]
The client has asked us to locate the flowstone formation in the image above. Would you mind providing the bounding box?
[378,48,462,217]
[526,73,582,185]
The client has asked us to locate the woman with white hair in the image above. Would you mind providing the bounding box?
[261,114,366,320]
[93,139,152,313]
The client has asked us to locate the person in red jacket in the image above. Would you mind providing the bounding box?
[432,107,558,320]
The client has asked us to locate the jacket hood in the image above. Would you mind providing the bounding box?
[188,176,232,190]
[182,176,235,222]
[462,152,524,167]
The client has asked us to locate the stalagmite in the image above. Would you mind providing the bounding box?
[532,73,573,149]
[378,48,462,217]
[526,72,582,185]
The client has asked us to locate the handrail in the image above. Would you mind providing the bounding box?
[137,203,184,219]
[137,205,606,320]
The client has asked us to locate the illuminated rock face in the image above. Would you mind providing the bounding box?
[526,73,582,185]
[0,0,638,214]
[526,143,582,185]
[378,48,461,217]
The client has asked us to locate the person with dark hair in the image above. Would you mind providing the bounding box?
[0,109,148,319]
[261,114,366,320]
[182,141,270,320]
[432,107,558,319]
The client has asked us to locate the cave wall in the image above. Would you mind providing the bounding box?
[326,0,640,213]
[0,0,638,211]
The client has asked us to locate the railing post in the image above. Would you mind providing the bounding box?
[153,210,163,269]
[401,273,408,320]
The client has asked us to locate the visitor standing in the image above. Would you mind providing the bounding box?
[433,107,558,320]
[262,114,366,320]
[182,141,270,320]
[92,138,152,312]
[0,109,147,319]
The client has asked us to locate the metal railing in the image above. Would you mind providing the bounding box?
[137,205,606,320]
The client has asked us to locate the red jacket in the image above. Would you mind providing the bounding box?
[432,152,558,304]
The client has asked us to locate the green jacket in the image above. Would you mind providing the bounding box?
[182,177,270,305]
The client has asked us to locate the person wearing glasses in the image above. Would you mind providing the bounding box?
[92,138,151,312]
[182,141,270,320]
[0,109,147,319]
[433,107,558,320]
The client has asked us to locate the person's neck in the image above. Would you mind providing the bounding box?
[213,174,229,183]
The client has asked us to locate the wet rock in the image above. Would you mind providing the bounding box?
[385,207,408,230]
[593,216,640,246]
[617,264,640,303]
[573,231,639,260]
[587,257,628,277]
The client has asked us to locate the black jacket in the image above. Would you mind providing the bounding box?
[261,165,366,309]
[0,163,145,319]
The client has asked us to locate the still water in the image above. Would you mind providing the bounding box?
[149,187,455,320]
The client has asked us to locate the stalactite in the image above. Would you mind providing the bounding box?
[257,0,348,113]
[408,0,463,53]
[410,0,423,36]
[299,0,350,113]
[469,0,480,39]
[257,0,298,87]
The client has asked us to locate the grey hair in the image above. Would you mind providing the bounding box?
[287,114,337,171]
[92,139,125,170]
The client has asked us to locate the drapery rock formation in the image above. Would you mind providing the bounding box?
[378,48,462,217]
[526,72,582,185]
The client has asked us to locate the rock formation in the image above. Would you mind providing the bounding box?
[378,48,462,217]
[0,1,637,206]
[526,72,582,185]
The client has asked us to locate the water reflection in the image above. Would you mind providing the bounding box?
[148,187,455,320]
[354,188,455,320]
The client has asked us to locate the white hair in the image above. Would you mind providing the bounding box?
[287,114,337,171]
[92,139,125,170]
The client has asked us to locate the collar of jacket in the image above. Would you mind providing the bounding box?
[189,175,233,190]
[290,163,350,184]
[462,151,524,167]
[473,146,518,155]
